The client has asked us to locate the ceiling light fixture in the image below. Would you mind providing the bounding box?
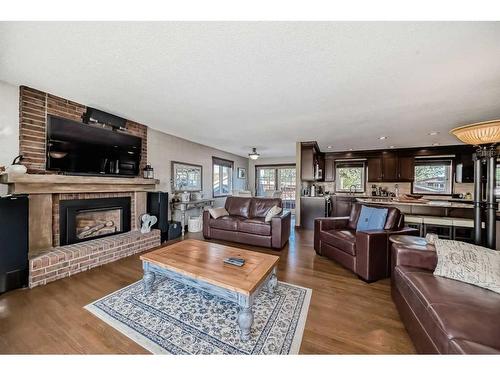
[378,136,388,140]
[450,120,500,145]
[432,143,440,146]
[428,131,440,136]
[389,145,395,149]
[349,148,353,151]
[248,147,260,160]
[327,145,333,149]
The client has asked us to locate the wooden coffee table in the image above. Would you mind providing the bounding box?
[139,239,280,341]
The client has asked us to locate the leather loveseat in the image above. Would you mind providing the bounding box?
[314,203,418,282]
[203,196,291,249]
[392,242,500,354]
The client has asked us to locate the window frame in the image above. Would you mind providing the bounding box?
[254,164,296,197]
[411,158,454,196]
[334,160,366,193]
[212,157,234,198]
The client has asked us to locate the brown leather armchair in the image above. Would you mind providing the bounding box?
[314,203,418,282]
[203,197,291,249]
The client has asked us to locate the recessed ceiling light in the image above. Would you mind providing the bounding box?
[389,145,395,148]
[349,148,353,151]
[378,136,388,140]
[432,143,440,146]
[327,145,333,149]
[428,131,440,136]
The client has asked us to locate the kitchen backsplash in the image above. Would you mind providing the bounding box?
[302,180,474,198]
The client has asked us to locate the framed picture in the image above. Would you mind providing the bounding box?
[171,161,203,192]
[238,167,246,179]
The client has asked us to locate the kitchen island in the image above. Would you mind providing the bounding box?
[355,197,473,218]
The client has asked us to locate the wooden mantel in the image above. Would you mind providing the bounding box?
[0,173,160,194]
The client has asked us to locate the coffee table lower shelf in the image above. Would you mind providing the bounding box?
[142,261,278,341]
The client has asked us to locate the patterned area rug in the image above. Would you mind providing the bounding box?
[85,275,311,354]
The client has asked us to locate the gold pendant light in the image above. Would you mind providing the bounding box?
[450,119,500,145]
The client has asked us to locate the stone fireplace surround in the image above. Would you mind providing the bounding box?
[0,173,161,288]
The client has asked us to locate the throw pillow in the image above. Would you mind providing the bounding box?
[265,205,283,223]
[208,207,229,219]
[434,239,500,294]
[356,205,388,231]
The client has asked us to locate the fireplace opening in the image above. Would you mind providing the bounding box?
[60,197,131,245]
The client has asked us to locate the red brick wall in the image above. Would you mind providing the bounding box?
[19,86,148,174]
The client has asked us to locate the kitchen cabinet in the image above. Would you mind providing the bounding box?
[324,157,335,182]
[300,197,327,229]
[301,143,324,181]
[398,156,415,181]
[368,153,413,182]
[332,196,355,217]
[301,145,315,181]
[455,153,474,183]
[367,157,383,182]
[382,152,398,181]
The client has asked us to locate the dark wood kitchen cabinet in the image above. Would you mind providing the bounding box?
[398,156,415,181]
[367,157,383,181]
[382,152,398,181]
[332,196,355,217]
[301,145,316,181]
[301,142,324,181]
[368,153,412,182]
[324,157,335,182]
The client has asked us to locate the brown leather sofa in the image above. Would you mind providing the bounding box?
[314,203,418,282]
[391,242,500,354]
[203,196,291,249]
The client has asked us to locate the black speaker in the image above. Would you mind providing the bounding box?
[147,192,169,242]
[83,107,127,129]
[0,194,29,294]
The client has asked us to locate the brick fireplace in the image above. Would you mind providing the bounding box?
[0,85,162,288]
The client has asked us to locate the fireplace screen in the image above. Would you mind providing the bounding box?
[75,208,122,240]
[59,197,131,246]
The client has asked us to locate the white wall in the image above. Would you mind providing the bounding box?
[148,128,249,219]
[248,156,296,196]
[0,81,19,195]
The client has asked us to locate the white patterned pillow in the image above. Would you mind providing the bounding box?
[434,239,500,294]
[265,205,283,223]
[208,207,229,219]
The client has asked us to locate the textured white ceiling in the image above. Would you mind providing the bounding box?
[1,22,500,158]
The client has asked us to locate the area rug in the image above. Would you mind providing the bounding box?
[85,275,311,354]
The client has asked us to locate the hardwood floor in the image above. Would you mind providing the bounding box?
[0,227,415,354]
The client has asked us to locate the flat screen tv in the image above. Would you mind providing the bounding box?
[46,115,142,177]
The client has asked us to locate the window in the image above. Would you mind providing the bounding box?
[335,161,366,193]
[255,165,296,210]
[213,157,233,197]
[413,159,453,195]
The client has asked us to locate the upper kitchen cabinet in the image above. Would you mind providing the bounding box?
[398,156,415,181]
[324,156,335,182]
[367,157,383,181]
[455,152,474,183]
[301,142,324,181]
[382,152,398,181]
[368,152,413,182]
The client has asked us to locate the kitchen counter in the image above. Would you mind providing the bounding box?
[356,198,473,209]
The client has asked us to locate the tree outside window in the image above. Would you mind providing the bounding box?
[413,159,453,195]
[335,162,365,192]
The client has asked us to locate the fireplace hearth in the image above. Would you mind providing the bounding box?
[59,197,131,245]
